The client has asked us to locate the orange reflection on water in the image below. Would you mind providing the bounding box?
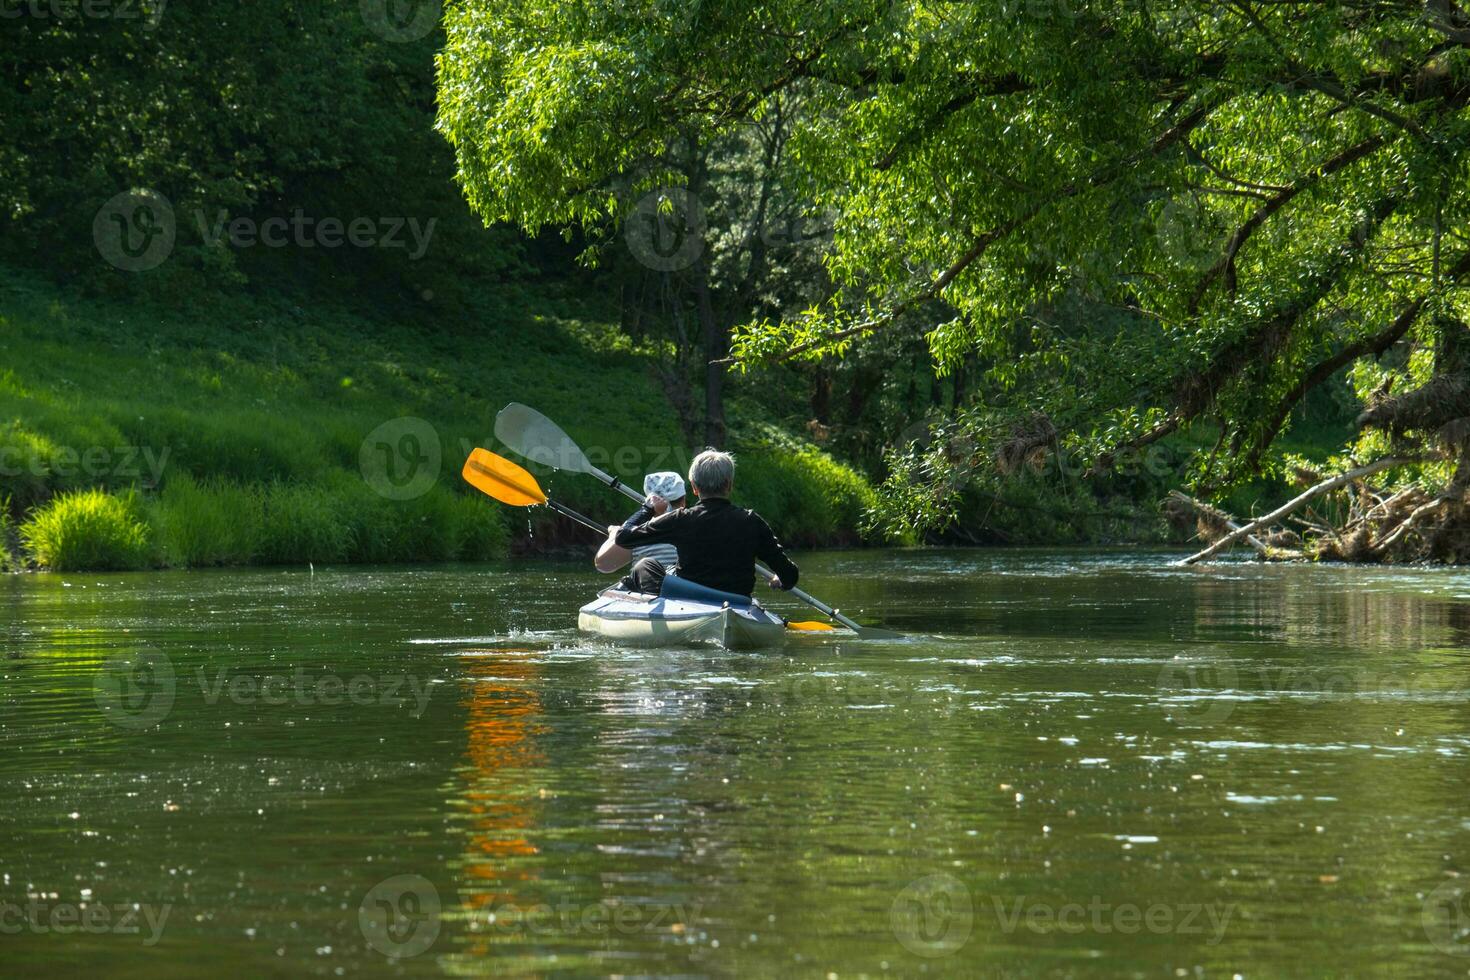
[457,650,547,924]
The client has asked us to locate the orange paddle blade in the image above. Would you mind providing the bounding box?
[462,449,547,507]
[786,620,837,632]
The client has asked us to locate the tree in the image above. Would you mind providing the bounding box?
[440,12,831,444]
[2,1,522,303]
[438,0,1470,552]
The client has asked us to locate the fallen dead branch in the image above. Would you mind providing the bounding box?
[1179,456,1419,564]
[1166,491,1269,557]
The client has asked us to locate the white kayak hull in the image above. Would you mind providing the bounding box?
[578,591,787,650]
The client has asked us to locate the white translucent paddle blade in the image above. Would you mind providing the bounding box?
[494,402,593,474]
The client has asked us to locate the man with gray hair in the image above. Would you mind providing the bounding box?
[607,449,800,598]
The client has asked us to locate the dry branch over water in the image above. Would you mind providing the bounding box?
[1170,457,1470,564]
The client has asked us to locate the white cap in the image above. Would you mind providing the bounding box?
[643,471,686,500]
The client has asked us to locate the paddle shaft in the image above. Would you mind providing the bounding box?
[584,462,872,634]
[545,498,605,536]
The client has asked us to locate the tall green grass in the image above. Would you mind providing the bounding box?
[153,474,260,566]
[149,474,510,568]
[0,495,14,571]
[0,265,877,570]
[20,488,152,571]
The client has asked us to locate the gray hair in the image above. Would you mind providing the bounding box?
[688,449,735,496]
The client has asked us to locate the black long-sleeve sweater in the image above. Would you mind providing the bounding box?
[614,496,799,597]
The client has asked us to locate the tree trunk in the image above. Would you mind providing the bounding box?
[949,357,968,414]
[811,363,832,423]
[845,363,880,424]
[694,263,727,448]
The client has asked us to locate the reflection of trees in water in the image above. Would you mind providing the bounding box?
[1446,602,1470,649]
[4,585,22,659]
[450,651,546,961]
[1190,573,1470,651]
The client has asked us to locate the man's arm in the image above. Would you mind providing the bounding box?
[615,507,685,549]
[754,517,799,590]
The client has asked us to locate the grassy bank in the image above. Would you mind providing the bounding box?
[0,268,877,571]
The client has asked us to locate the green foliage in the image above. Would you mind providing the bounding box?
[453,493,511,561]
[439,0,1470,542]
[0,495,14,572]
[254,483,353,566]
[153,474,261,567]
[0,264,865,568]
[20,488,151,571]
[736,444,877,546]
[2,1,524,303]
[150,472,511,569]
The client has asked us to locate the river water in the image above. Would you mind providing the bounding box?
[3,549,1469,976]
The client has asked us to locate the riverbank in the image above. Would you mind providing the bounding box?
[0,268,876,571]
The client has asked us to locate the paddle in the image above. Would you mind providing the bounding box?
[493,404,901,639]
[461,449,836,634]
[462,447,605,535]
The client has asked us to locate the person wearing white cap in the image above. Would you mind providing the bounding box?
[593,471,686,574]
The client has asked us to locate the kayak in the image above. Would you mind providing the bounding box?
[578,591,788,649]
[578,575,788,650]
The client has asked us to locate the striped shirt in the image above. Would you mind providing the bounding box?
[621,503,679,567]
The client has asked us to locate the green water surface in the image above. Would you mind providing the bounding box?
[3,550,1469,977]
